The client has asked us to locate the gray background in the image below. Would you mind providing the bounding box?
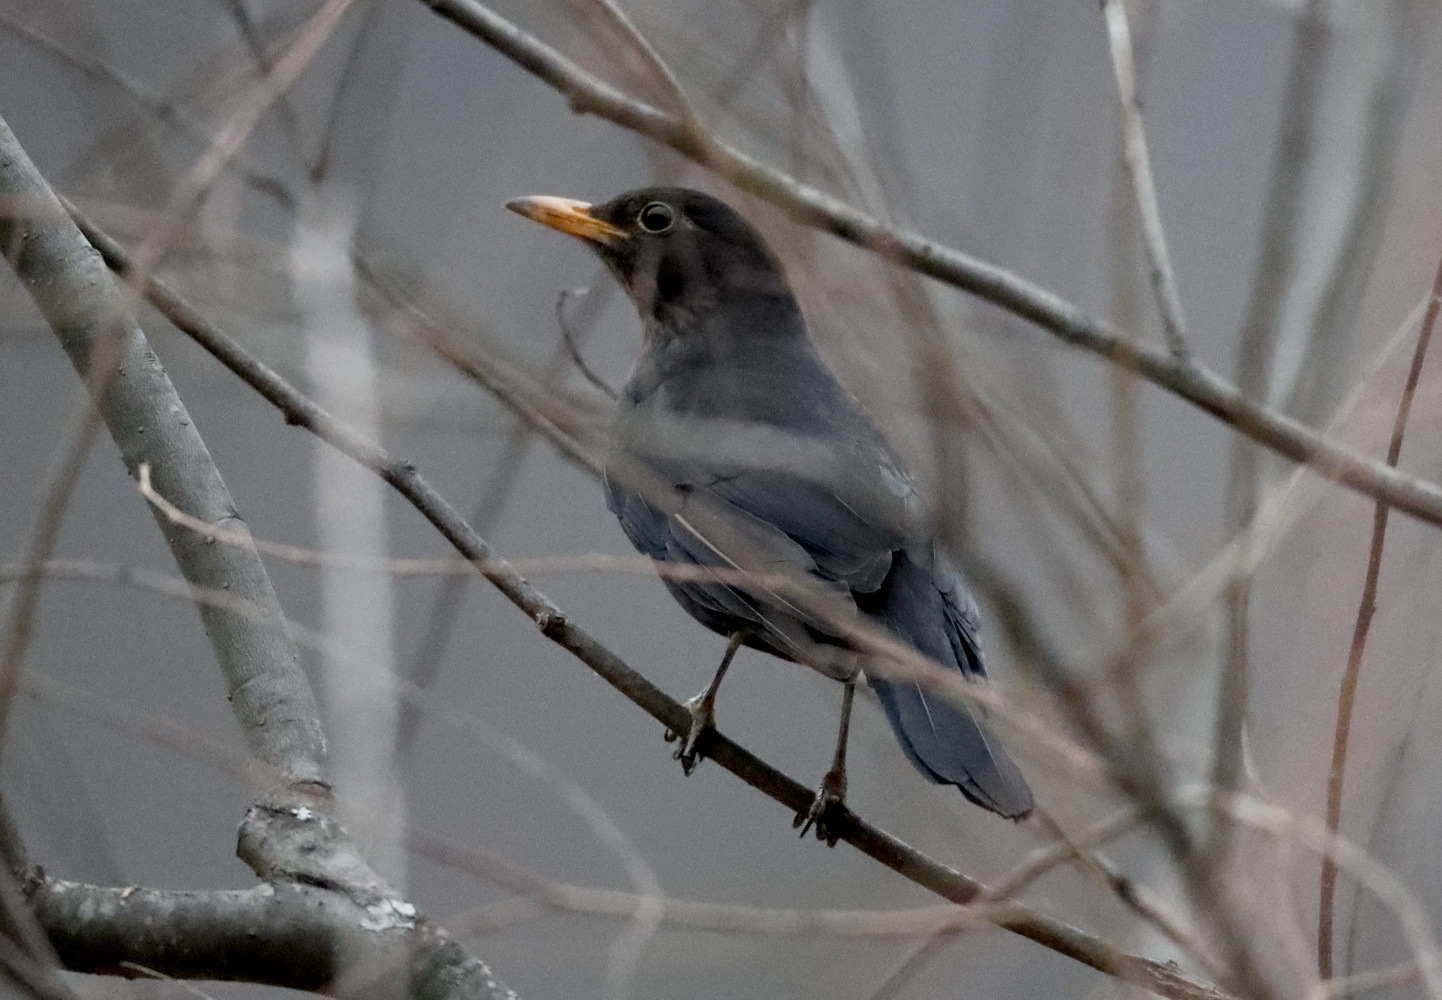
[3,0,1442,997]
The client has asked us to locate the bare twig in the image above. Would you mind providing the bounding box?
[1105,296,1430,663]
[396,682,663,1000]
[1100,0,1188,357]
[861,804,1150,1000]
[1317,957,1434,1000]
[0,795,71,1000]
[1213,0,1326,869]
[0,931,79,1000]
[577,0,708,143]
[0,0,347,753]
[1103,0,1156,760]
[2,0,357,778]
[217,0,308,159]
[1319,245,1442,978]
[556,288,619,399]
[417,0,1442,531]
[0,7,295,210]
[397,271,619,749]
[0,0,350,763]
[865,933,955,1000]
[118,0,356,297]
[354,254,607,476]
[1286,0,1417,427]
[1032,811,1214,976]
[0,397,102,763]
[396,428,530,753]
[1201,791,1442,1000]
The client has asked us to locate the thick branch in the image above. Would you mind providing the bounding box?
[0,113,327,789]
[32,874,511,999]
[74,212,1231,1000]
[417,0,1442,531]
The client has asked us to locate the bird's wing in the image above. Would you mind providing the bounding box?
[663,484,857,657]
[607,444,865,662]
[699,456,918,595]
[608,481,670,562]
[934,551,986,677]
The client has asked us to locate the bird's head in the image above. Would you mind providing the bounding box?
[507,187,797,338]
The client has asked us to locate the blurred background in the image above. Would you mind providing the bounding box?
[2,0,1442,997]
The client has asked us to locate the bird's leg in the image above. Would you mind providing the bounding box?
[795,678,855,846]
[664,632,744,774]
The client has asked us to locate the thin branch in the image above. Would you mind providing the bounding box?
[0,931,79,1000]
[416,0,1442,532]
[118,962,220,1000]
[1213,0,1326,869]
[0,802,73,1000]
[1204,791,1442,1000]
[354,254,607,476]
[863,805,1148,1000]
[118,0,356,298]
[1032,810,1215,976]
[1319,244,1442,977]
[0,795,30,883]
[968,557,1280,1000]
[1100,0,1189,357]
[0,7,295,211]
[557,288,619,399]
[75,208,1232,1000]
[1102,296,1430,664]
[1102,0,1157,778]
[1317,957,1433,1000]
[1286,0,1417,427]
[16,678,1097,953]
[577,0,708,142]
[392,271,618,747]
[865,933,955,1000]
[397,428,530,753]
[0,397,102,763]
[216,0,308,159]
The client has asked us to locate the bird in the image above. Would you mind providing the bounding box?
[507,187,1033,841]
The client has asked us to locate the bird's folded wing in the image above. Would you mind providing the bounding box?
[664,485,856,650]
[700,462,916,595]
[933,549,987,678]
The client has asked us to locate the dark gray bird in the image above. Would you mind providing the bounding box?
[507,188,1032,838]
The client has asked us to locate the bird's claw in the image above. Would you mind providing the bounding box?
[665,693,715,775]
[793,766,847,847]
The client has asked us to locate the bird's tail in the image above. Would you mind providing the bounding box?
[863,550,1034,820]
[867,674,1033,818]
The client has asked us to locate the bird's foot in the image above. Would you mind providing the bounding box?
[793,765,847,847]
[662,692,715,775]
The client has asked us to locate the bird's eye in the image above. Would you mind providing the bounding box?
[637,201,675,234]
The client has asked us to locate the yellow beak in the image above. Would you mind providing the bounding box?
[506,196,627,246]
